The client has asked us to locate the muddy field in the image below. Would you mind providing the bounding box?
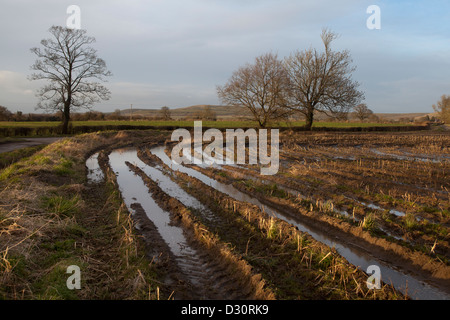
[85,130,449,300]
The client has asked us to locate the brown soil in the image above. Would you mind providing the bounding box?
[135,145,404,299]
[6,130,441,300]
[84,130,448,300]
[125,161,274,300]
[0,130,172,300]
[189,157,450,295]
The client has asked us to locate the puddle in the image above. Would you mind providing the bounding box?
[150,145,450,300]
[152,146,269,209]
[108,148,211,288]
[123,149,218,223]
[370,148,446,164]
[205,166,360,223]
[359,200,405,217]
[86,152,104,183]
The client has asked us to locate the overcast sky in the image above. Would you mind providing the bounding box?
[1,0,449,114]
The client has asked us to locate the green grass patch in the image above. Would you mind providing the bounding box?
[241,180,289,199]
[251,181,289,199]
[0,148,56,181]
[31,258,84,300]
[53,156,75,176]
[403,213,418,231]
[0,120,415,129]
[0,162,30,182]
[361,213,377,232]
[217,171,227,178]
[0,119,419,138]
[0,149,75,181]
[41,195,80,217]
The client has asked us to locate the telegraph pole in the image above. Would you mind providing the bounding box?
[130,104,133,122]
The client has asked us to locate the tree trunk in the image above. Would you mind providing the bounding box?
[305,108,314,131]
[62,100,71,134]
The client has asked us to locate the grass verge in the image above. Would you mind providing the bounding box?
[0,130,169,299]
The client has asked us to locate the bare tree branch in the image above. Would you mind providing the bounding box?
[29,26,112,133]
[284,29,364,129]
[217,53,291,128]
[433,95,450,123]
[353,104,373,121]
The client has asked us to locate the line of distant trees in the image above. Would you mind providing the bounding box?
[0,104,219,122]
[0,105,113,122]
[157,105,217,121]
[0,105,62,121]
[0,104,434,124]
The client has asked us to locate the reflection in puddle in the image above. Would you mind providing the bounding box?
[370,148,447,163]
[86,152,104,183]
[108,149,207,287]
[360,200,405,217]
[120,149,217,223]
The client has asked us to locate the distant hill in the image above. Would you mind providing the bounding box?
[116,105,432,122]
[375,113,428,121]
[120,105,253,120]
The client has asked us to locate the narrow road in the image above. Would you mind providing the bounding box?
[0,137,64,153]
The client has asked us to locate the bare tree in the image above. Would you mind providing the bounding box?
[159,106,172,121]
[0,105,12,121]
[432,95,450,123]
[284,29,364,130]
[202,105,217,121]
[217,53,291,128]
[353,104,373,121]
[29,26,112,134]
[14,111,24,121]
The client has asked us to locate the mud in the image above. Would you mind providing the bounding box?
[105,148,273,300]
[130,202,191,298]
[137,148,399,299]
[145,144,450,300]
[86,132,449,300]
[196,163,450,295]
[127,160,274,300]
[157,163,406,299]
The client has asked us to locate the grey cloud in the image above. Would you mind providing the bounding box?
[0,0,447,114]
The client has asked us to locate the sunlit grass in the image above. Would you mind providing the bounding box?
[0,120,413,129]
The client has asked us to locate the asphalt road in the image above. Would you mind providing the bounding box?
[0,137,64,153]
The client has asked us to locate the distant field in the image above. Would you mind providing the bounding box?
[0,120,420,138]
[0,120,414,129]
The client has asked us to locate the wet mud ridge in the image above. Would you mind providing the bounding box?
[105,149,273,300]
[126,162,274,300]
[130,202,252,300]
[137,146,409,299]
[92,136,450,300]
[145,144,450,300]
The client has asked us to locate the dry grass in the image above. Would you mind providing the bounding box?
[126,161,276,300]
[0,130,170,299]
[137,146,404,299]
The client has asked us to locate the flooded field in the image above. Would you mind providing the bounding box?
[86,131,450,300]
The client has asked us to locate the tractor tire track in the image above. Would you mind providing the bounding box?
[124,160,274,300]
